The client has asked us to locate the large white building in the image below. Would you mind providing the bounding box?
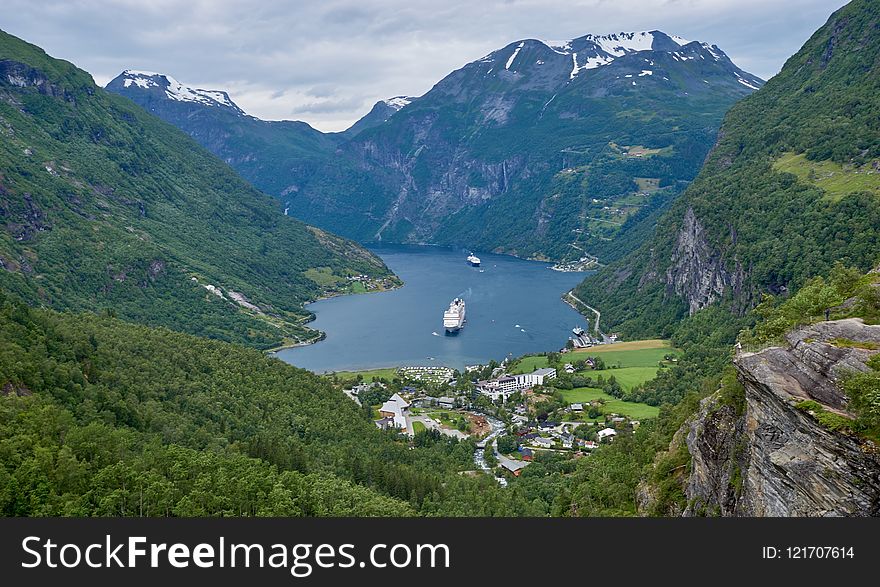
[515,367,557,388]
[477,376,519,402]
[477,367,558,403]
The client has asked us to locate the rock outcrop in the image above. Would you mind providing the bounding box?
[682,318,880,516]
[665,208,743,314]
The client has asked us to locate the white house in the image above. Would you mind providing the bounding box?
[570,403,583,412]
[377,393,411,430]
[597,428,617,442]
[533,437,554,449]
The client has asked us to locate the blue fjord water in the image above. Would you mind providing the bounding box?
[275,244,590,373]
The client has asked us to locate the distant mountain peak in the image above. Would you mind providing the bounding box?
[480,30,748,82]
[111,70,246,115]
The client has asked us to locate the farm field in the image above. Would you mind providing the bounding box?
[572,339,677,370]
[560,388,659,420]
[510,355,550,374]
[329,367,399,382]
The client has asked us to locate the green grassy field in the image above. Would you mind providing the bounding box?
[773,152,880,201]
[412,421,426,434]
[330,367,399,381]
[601,366,666,391]
[511,355,550,374]
[576,347,674,368]
[560,388,659,420]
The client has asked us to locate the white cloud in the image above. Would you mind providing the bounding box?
[1,0,848,131]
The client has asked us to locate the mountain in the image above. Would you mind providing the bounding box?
[564,0,880,518]
[342,96,416,137]
[0,30,394,349]
[108,31,763,262]
[574,2,880,337]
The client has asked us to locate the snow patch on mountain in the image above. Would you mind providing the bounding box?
[505,42,525,70]
[569,52,614,79]
[735,74,761,90]
[383,96,413,110]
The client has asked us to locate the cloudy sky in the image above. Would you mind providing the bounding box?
[2,0,847,131]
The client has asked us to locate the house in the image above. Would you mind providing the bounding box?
[500,460,529,476]
[579,440,599,450]
[377,393,411,430]
[630,420,641,430]
[561,435,574,449]
[436,396,456,409]
[597,428,617,442]
[564,363,576,374]
[539,420,558,431]
[611,416,626,424]
[533,437,554,449]
[519,447,534,461]
[570,403,583,412]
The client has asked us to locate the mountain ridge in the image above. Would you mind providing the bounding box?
[0,28,394,349]
[107,30,763,263]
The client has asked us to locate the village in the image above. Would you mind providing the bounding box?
[332,339,676,481]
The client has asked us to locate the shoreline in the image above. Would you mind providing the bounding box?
[266,279,404,354]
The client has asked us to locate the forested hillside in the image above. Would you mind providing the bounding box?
[574,0,880,337]
[0,290,561,516]
[0,30,393,349]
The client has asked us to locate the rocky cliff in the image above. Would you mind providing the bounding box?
[678,318,880,516]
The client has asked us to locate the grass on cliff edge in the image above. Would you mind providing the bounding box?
[773,152,880,201]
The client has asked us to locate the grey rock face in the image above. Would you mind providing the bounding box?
[664,207,746,314]
[682,319,880,516]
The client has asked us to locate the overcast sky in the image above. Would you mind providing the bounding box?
[2,0,848,131]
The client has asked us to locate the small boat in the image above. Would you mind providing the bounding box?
[467,253,481,267]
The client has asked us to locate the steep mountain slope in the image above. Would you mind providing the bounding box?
[109,31,762,262]
[0,30,394,349]
[104,70,343,201]
[574,0,880,337]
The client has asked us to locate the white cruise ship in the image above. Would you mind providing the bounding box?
[443,298,466,333]
[467,253,481,266]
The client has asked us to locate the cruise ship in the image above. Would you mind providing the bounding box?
[467,253,481,267]
[443,298,466,333]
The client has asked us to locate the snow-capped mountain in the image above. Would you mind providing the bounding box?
[109,70,246,115]
[469,30,763,91]
[107,30,764,262]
